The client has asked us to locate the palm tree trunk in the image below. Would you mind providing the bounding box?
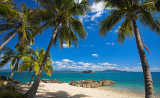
[131,18,155,98]
[29,72,35,85]
[9,59,20,80]
[0,27,21,50]
[25,24,60,98]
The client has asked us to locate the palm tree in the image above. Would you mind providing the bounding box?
[25,0,89,97]
[0,44,33,79]
[18,48,53,85]
[0,0,17,18]
[0,3,41,50]
[99,0,160,97]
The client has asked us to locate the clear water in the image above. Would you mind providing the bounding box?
[0,72,160,97]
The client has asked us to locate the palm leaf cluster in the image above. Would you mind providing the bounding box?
[99,0,160,43]
[0,44,33,69]
[29,0,89,48]
[0,3,41,50]
[19,48,53,76]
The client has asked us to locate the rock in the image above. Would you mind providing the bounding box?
[41,79,65,83]
[98,79,116,86]
[0,76,8,81]
[12,81,22,84]
[69,80,99,88]
[68,79,116,88]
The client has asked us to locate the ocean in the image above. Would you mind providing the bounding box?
[0,72,160,97]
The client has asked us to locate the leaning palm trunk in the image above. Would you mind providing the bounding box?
[29,72,35,85]
[131,18,155,98]
[25,24,60,98]
[9,59,20,80]
[0,27,21,50]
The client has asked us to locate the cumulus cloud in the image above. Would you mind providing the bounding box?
[91,2,106,21]
[62,43,73,48]
[99,62,118,66]
[52,59,160,72]
[150,67,160,72]
[92,54,99,57]
[106,43,115,45]
[62,59,73,62]
[87,26,92,29]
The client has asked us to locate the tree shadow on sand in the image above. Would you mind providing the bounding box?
[36,91,89,98]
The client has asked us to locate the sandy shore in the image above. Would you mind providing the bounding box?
[16,83,144,98]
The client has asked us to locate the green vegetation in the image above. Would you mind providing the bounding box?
[0,0,159,98]
[99,0,160,97]
[0,88,24,98]
[25,0,89,97]
[19,48,53,85]
[0,44,33,79]
[82,70,93,73]
[0,81,4,87]
[0,3,41,50]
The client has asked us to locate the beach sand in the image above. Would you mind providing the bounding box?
[16,83,144,98]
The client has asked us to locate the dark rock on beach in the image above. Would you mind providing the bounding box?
[0,76,9,81]
[69,80,99,88]
[97,79,116,86]
[41,79,66,83]
[68,79,116,88]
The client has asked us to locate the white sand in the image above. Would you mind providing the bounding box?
[16,83,144,98]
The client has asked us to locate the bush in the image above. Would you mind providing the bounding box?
[0,88,24,98]
[0,81,4,87]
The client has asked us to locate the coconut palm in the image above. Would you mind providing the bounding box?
[99,0,160,97]
[25,0,89,97]
[0,0,17,18]
[18,48,53,85]
[0,44,33,79]
[0,3,41,50]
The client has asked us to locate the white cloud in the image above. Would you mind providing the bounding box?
[106,43,115,45]
[91,2,106,21]
[78,62,92,68]
[92,54,99,57]
[62,43,73,48]
[91,11,103,21]
[62,59,73,63]
[53,59,160,72]
[99,62,118,66]
[150,67,160,72]
[87,26,92,29]
[121,67,142,72]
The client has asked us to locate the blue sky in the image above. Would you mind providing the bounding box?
[1,0,160,72]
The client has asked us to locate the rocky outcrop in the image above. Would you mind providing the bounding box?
[97,79,116,86]
[41,79,66,83]
[69,80,99,88]
[68,79,116,88]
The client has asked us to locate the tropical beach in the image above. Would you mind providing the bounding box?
[0,0,160,98]
[16,82,144,98]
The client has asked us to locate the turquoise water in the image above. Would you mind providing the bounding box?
[0,72,160,97]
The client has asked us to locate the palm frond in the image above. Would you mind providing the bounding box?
[69,17,87,40]
[99,10,125,36]
[117,18,134,43]
[138,6,160,34]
